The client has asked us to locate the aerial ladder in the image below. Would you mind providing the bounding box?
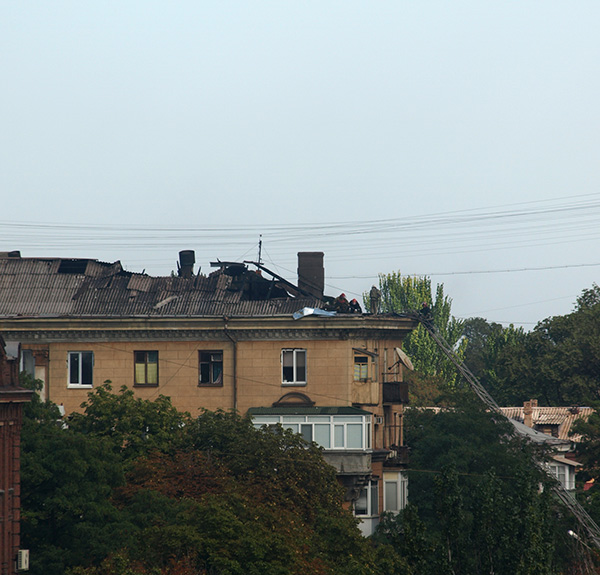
[404,311,600,551]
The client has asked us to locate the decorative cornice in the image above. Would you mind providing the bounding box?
[0,327,409,343]
[0,387,34,404]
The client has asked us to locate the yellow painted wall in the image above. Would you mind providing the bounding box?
[42,338,389,415]
[35,334,408,416]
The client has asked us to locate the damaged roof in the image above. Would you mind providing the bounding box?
[0,254,325,318]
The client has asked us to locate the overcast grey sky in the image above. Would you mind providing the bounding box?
[2,2,600,328]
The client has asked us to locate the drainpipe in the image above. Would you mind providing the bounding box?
[223,319,238,411]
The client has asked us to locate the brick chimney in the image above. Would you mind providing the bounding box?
[177,250,195,278]
[297,252,324,299]
[523,399,537,428]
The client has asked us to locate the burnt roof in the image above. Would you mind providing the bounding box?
[0,255,325,318]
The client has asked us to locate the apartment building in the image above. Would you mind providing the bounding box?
[0,250,416,534]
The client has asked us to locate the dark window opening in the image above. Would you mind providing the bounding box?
[199,351,223,386]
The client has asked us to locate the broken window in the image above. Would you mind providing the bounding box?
[199,351,223,386]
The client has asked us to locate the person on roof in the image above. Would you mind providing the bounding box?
[334,293,350,313]
[369,285,381,314]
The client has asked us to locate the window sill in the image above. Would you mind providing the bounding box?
[67,384,93,389]
[282,382,307,386]
[134,383,159,388]
[198,383,223,388]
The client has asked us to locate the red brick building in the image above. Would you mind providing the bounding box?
[0,337,32,575]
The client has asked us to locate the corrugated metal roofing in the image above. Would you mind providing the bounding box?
[0,255,325,318]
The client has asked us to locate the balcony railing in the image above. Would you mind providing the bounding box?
[384,445,410,467]
[382,381,409,404]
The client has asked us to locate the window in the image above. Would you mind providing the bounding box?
[282,349,306,385]
[134,351,158,385]
[355,480,379,516]
[354,356,369,381]
[384,472,408,513]
[548,463,574,490]
[20,349,35,378]
[199,351,223,386]
[353,349,378,382]
[68,351,93,387]
[252,413,372,451]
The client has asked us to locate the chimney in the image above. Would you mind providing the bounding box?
[523,399,537,428]
[178,250,195,278]
[297,252,324,299]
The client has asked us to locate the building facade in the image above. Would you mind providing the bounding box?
[0,337,32,575]
[0,250,416,534]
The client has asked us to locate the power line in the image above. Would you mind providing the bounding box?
[330,262,600,279]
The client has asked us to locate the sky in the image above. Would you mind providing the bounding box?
[2,2,600,329]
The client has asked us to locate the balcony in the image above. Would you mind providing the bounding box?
[382,381,409,404]
[323,451,372,502]
[352,378,379,405]
[384,445,410,467]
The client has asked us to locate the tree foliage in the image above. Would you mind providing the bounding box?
[20,379,591,574]
[365,272,466,394]
[462,284,600,406]
[20,385,388,575]
[375,401,562,575]
[67,383,193,461]
[20,378,129,574]
[460,317,528,405]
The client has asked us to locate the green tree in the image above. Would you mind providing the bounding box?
[67,383,193,461]
[399,399,561,575]
[21,385,392,575]
[365,272,466,394]
[461,318,528,405]
[20,379,130,575]
[482,284,600,406]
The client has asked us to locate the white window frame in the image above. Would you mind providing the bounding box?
[281,349,307,386]
[548,463,575,491]
[383,472,408,514]
[67,351,94,388]
[252,413,372,451]
[355,480,379,517]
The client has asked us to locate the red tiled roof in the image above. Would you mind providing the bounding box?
[499,406,594,441]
